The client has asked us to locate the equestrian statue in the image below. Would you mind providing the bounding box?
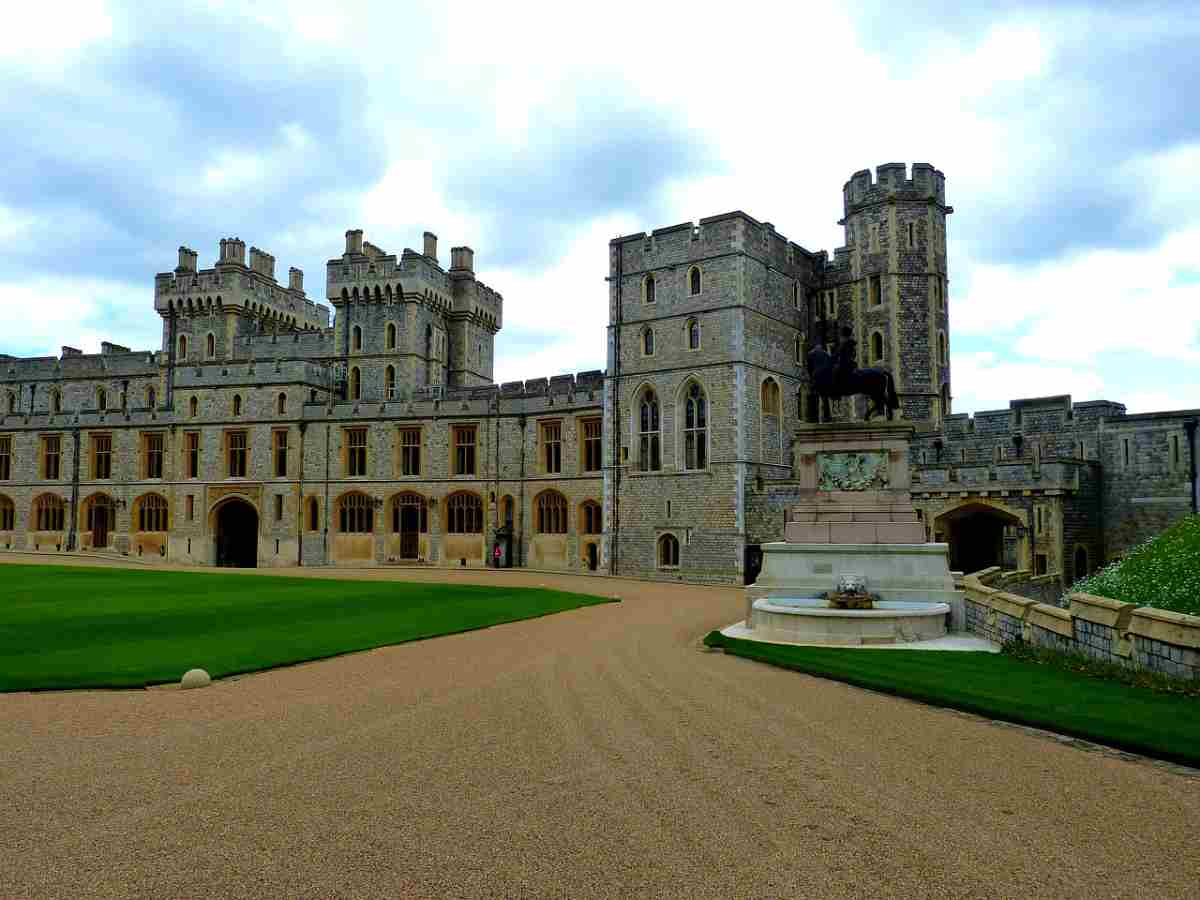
[806,325,900,422]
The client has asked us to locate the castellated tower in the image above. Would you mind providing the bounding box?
[832,162,952,428]
[325,229,502,401]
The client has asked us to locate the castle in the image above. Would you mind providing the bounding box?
[0,164,1195,582]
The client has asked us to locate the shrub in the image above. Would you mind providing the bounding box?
[1073,514,1200,617]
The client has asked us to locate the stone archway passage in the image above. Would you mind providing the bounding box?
[215,500,258,568]
[935,502,1021,575]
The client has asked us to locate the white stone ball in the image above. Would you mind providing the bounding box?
[180,668,211,689]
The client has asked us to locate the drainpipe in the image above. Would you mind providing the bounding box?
[518,414,526,567]
[608,242,623,575]
[297,420,306,566]
[66,426,81,551]
[323,423,331,564]
[1185,419,1198,515]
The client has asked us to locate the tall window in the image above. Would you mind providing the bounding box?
[350,367,361,401]
[5,392,14,414]
[51,390,61,414]
[453,425,477,475]
[227,430,248,477]
[639,389,661,472]
[687,319,700,350]
[274,494,284,522]
[91,434,112,479]
[938,332,947,366]
[0,436,10,480]
[273,430,288,478]
[138,494,167,531]
[447,492,482,533]
[871,332,884,363]
[143,433,164,479]
[386,322,397,349]
[277,392,286,415]
[684,383,708,471]
[503,495,514,527]
[761,379,780,416]
[185,431,200,478]
[642,327,654,356]
[352,325,363,351]
[792,282,800,308]
[97,388,107,411]
[581,501,602,535]
[189,396,198,418]
[688,267,701,296]
[644,274,656,304]
[339,493,373,533]
[178,335,188,359]
[542,421,562,474]
[869,274,882,306]
[35,494,65,531]
[0,495,13,530]
[232,394,242,416]
[385,365,396,399]
[907,221,915,248]
[186,494,194,522]
[658,533,680,568]
[307,497,320,531]
[206,333,216,358]
[42,435,61,480]
[400,427,421,476]
[346,427,368,477]
[536,491,568,534]
[582,418,602,472]
[147,387,156,409]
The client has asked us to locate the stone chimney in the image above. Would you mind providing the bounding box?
[61,346,82,357]
[176,246,198,272]
[220,238,246,265]
[450,246,475,272]
[345,229,364,255]
[423,231,438,262]
[289,267,304,292]
[249,247,276,279]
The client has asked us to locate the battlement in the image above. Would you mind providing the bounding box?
[843,162,948,214]
[155,236,328,330]
[610,211,818,276]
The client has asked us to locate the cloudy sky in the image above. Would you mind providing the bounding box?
[2,0,1198,414]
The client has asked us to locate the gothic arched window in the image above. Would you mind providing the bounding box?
[385,365,396,399]
[688,267,701,296]
[687,319,700,350]
[353,325,363,351]
[644,274,656,304]
[206,333,216,358]
[349,367,361,401]
[683,382,708,470]
[871,331,884,363]
[386,322,397,350]
[639,388,661,472]
[642,327,654,356]
[536,491,568,534]
[658,533,680,568]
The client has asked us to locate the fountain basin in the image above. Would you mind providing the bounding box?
[749,597,950,645]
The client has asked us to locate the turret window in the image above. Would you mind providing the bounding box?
[386,322,397,349]
[643,274,656,304]
[349,366,361,401]
[385,365,396,399]
[642,327,654,356]
[688,267,701,296]
[206,333,216,359]
[639,388,661,472]
[686,318,701,350]
[869,275,882,306]
[352,325,363,352]
[871,331,884,364]
[683,382,708,471]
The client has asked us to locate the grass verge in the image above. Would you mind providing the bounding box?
[704,630,1200,767]
[0,565,614,692]
[1074,513,1200,616]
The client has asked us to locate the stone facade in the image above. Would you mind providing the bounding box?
[0,162,1196,582]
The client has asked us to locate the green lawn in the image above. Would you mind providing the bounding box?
[0,565,614,692]
[704,631,1200,767]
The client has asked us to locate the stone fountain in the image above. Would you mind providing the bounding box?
[743,422,963,645]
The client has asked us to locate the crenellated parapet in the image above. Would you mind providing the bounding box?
[155,236,328,331]
[842,162,949,217]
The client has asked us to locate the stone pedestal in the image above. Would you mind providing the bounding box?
[746,422,965,637]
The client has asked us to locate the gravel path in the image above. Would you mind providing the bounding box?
[2,556,1197,898]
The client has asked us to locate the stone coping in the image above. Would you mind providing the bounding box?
[753,599,950,619]
[962,573,1200,651]
[762,542,951,556]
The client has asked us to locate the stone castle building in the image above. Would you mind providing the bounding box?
[0,163,1196,583]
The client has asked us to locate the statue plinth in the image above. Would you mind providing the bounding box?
[743,421,965,642]
[786,422,925,544]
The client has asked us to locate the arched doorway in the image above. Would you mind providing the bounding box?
[82,494,116,550]
[586,543,598,571]
[934,502,1022,575]
[215,499,258,568]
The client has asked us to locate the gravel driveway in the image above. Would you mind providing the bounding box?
[2,557,1197,898]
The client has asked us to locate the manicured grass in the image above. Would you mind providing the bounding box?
[1075,513,1200,616]
[0,565,615,692]
[704,631,1200,767]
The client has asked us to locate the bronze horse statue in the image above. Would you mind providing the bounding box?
[806,344,900,422]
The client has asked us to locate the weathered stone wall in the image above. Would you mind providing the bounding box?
[960,574,1200,681]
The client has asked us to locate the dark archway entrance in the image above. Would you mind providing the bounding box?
[935,503,1021,575]
[586,543,598,571]
[215,499,258,568]
[1074,545,1089,582]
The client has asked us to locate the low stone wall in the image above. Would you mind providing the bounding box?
[960,572,1200,680]
[974,567,1065,606]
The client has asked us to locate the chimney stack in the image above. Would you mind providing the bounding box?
[176,246,197,272]
[450,246,475,273]
[423,231,438,261]
[345,229,364,255]
[249,247,276,279]
[219,238,246,265]
[289,267,304,292]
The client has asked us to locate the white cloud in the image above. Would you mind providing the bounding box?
[951,352,1106,414]
[0,276,152,357]
[0,0,112,69]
